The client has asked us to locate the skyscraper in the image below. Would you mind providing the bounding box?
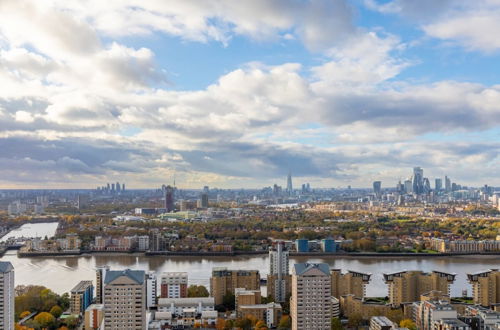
[116,182,120,192]
[445,176,451,192]
[286,171,293,195]
[164,185,174,212]
[373,181,382,198]
[0,262,14,330]
[291,263,332,330]
[103,269,146,329]
[435,178,442,191]
[267,241,290,302]
[412,167,424,194]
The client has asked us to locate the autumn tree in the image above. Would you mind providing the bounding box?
[34,312,55,328]
[50,305,63,318]
[400,319,416,330]
[278,315,291,329]
[187,285,209,297]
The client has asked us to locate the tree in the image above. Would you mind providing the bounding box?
[19,311,31,319]
[34,312,55,328]
[278,315,291,329]
[63,315,79,329]
[187,285,209,297]
[331,317,342,330]
[222,292,235,311]
[50,305,63,318]
[255,320,268,330]
[400,319,416,330]
[348,313,362,328]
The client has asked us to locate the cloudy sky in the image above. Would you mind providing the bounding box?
[0,0,499,189]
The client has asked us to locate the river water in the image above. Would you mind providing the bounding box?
[0,222,497,297]
[0,222,59,242]
[1,250,498,297]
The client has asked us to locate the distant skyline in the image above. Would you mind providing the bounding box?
[0,0,499,188]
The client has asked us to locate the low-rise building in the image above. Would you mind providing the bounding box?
[239,303,282,328]
[84,304,104,330]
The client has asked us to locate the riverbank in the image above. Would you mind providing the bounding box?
[17,250,500,258]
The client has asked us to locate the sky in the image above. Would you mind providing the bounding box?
[0,0,499,189]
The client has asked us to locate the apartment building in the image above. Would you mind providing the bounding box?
[384,270,456,306]
[84,304,104,330]
[369,316,396,330]
[239,303,282,328]
[267,241,290,302]
[0,262,14,330]
[95,266,110,304]
[290,263,332,330]
[70,280,94,315]
[414,300,458,330]
[235,288,261,314]
[103,269,146,329]
[331,269,372,298]
[159,272,188,298]
[467,269,500,307]
[210,268,260,305]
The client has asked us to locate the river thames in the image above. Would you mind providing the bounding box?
[1,250,498,297]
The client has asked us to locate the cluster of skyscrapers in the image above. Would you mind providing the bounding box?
[96,182,125,193]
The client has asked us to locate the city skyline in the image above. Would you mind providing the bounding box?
[0,1,499,189]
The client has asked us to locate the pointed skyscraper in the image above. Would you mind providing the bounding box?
[286,171,293,195]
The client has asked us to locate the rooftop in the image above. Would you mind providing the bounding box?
[0,261,13,273]
[293,263,330,276]
[71,280,93,293]
[104,269,145,285]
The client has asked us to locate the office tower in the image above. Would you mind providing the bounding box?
[404,179,413,194]
[84,304,104,330]
[77,194,89,210]
[267,242,290,302]
[0,262,14,330]
[415,300,458,330]
[423,177,431,194]
[291,263,332,330]
[435,178,443,191]
[331,270,371,299]
[95,266,110,304]
[111,183,115,192]
[164,185,174,212]
[412,167,424,194]
[70,281,94,315]
[116,182,120,192]
[383,270,456,306]
[369,316,396,330]
[122,183,125,191]
[199,190,209,209]
[103,269,146,329]
[159,272,188,298]
[146,272,157,309]
[445,176,451,192]
[107,183,110,191]
[286,171,293,195]
[373,181,382,198]
[210,268,260,305]
[467,269,500,307]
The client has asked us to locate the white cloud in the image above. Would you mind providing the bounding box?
[0,0,499,187]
